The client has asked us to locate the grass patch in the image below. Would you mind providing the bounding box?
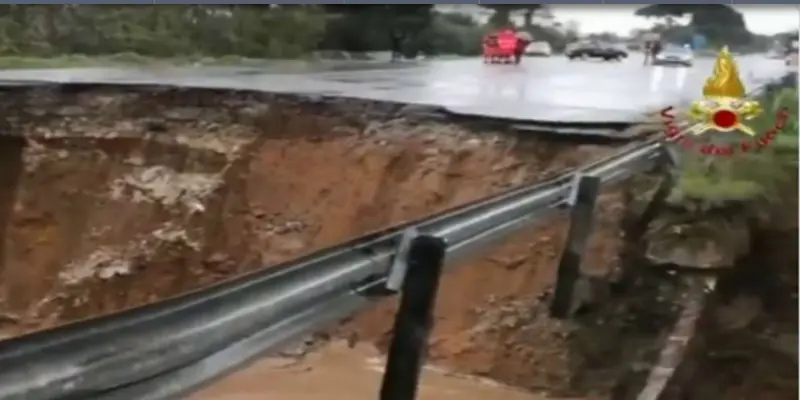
[674,82,798,205]
[0,53,294,69]
[0,53,155,68]
[677,152,789,203]
[0,53,404,74]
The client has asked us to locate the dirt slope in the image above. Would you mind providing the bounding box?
[0,85,616,341]
[1,85,676,399]
[190,183,633,400]
[337,184,632,397]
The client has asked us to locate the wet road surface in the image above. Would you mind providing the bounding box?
[0,54,789,123]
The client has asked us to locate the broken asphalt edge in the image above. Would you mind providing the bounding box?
[0,79,663,142]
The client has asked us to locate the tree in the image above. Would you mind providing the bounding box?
[521,6,547,29]
[772,30,798,49]
[564,20,580,42]
[0,5,486,59]
[0,5,328,58]
[634,5,752,48]
[479,5,543,28]
[416,11,484,56]
[319,5,433,54]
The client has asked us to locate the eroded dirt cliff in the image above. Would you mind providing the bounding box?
[199,173,697,400]
[332,178,688,399]
[0,84,620,339]
[1,83,704,400]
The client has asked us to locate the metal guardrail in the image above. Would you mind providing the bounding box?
[0,137,663,400]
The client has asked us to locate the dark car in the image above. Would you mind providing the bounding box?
[566,42,628,61]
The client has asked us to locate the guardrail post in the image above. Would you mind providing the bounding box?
[550,174,601,319]
[379,235,447,400]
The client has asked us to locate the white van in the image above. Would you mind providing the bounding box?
[525,41,553,57]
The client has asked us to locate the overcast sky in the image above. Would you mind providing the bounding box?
[551,5,799,36]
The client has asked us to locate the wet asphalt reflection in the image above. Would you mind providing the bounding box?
[0,54,789,123]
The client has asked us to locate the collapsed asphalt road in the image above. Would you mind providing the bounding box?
[0,54,789,123]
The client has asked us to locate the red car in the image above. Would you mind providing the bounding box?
[483,29,530,64]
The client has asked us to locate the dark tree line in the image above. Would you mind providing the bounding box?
[0,5,498,59]
[634,5,754,49]
[0,5,327,58]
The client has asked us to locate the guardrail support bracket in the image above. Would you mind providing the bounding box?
[385,227,419,292]
[550,174,601,319]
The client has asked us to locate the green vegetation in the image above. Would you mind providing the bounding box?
[0,4,492,66]
[0,5,328,59]
[0,53,211,69]
[761,87,800,154]
[648,78,797,269]
[633,4,795,53]
[0,4,787,67]
[675,81,798,207]
[0,53,330,70]
[319,5,432,55]
[479,5,543,28]
[416,13,486,57]
[476,5,577,55]
[635,5,752,49]
[0,4,594,67]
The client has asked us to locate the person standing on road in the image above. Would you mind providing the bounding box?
[642,32,662,66]
[651,40,663,60]
[390,30,404,62]
[513,37,527,64]
[643,40,663,66]
[513,31,533,65]
[643,40,653,65]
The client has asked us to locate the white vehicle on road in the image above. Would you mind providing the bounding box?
[786,52,798,70]
[525,41,552,57]
[653,44,694,67]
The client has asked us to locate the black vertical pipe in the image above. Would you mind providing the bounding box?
[379,235,447,400]
[550,175,601,318]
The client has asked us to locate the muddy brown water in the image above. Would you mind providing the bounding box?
[193,341,561,400]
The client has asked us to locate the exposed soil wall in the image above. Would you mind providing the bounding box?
[1,84,710,400]
[0,85,619,338]
[338,183,627,389]
[194,168,707,400]
[331,175,704,400]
